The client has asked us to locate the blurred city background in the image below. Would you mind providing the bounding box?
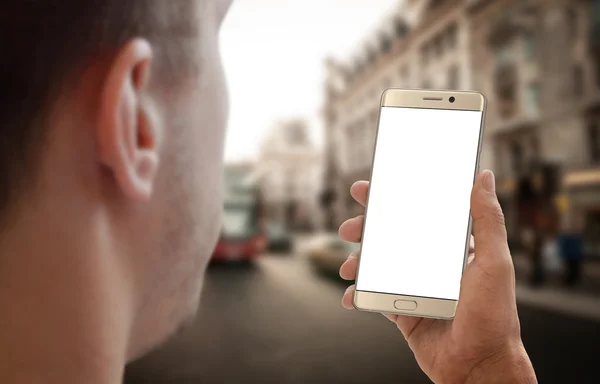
[125,0,600,383]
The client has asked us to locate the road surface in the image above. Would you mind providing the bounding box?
[125,252,600,383]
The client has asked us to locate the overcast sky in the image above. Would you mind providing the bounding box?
[220,0,399,162]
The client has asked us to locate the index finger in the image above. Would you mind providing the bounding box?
[350,181,369,207]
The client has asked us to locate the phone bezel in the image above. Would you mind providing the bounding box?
[353,88,487,320]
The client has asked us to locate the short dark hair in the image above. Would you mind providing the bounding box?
[0,1,199,224]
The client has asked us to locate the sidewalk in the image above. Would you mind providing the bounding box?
[513,254,600,321]
[512,253,600,290]
[515,284,600,321]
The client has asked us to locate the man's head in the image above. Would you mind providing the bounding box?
[0,0,232,360]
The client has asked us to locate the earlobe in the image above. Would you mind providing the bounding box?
[128,149,159,200]
[97,38,159,201]
[129,108,160,199]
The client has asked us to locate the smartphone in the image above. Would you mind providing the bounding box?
[353,89,486,319]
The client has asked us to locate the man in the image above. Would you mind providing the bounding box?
[0,1,536,383]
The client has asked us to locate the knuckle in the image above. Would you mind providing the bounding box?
[492,254,514,275]
[473,198,506,228]
[478,247,514,275]
[488,201,506,227]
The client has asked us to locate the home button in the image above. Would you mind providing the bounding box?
[394,300,417,311]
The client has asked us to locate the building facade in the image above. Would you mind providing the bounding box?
[322,0,600,253]
[321,0,473,228]
[469,0,600,247]
[256,120,322,231]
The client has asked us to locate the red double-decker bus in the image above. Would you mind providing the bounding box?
[211,165,266,263]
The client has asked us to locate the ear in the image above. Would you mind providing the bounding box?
[97,38,160,201]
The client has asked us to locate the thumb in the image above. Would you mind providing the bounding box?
[470,170,511,267]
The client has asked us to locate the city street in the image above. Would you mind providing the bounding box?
[125,250,600,384]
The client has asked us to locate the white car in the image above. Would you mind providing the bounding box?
[304,233,360,274]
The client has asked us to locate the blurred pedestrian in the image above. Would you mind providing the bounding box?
[530,199,559,286]
[529,228,546,286]
[541,235,562,274]
[522,165,560,287]
[557,231,584,286]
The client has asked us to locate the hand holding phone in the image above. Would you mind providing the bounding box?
[338,172,537,384]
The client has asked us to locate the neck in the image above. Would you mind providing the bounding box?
[0,203,134,384]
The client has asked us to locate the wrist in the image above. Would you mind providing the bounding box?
[464,343,537,384]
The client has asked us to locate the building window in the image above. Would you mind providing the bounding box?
[498,44,511,65]
[573,64,584,97]
[421,44,429,66]
[530,135,540,161]
[592,0,600,39]
[354,123,365,170]
[363,121,373,168]
[525,82,541,118]
[366,46,376,64]
[399,65,410,87]
[494,61,518,117]
[382,76,391,90]
[596,59,600,90]
[433,35,444,58]
[381,36,391,53]
[591,1,600,88]
[446,23,458,50]
[287,122,307,145]
[523,33,536,60]
[400,64,409,80]
[352,124,360,170]
[394,18,408,37]
[345,126,354,171]
[566,7,577,41]
[354,124,362,170]
[588,121,600,164]
[347,126,354,171]
[285,173,294,198]
[447,65,459,90]
[509,142,524,174]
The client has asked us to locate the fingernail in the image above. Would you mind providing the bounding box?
[483,170,495,193]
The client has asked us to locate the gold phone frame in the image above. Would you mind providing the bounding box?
[353,89,487,320]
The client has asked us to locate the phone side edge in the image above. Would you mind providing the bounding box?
[461,91,488,279]
[352,92,387,306]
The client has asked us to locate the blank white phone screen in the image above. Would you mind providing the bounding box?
[356,106,483,301]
